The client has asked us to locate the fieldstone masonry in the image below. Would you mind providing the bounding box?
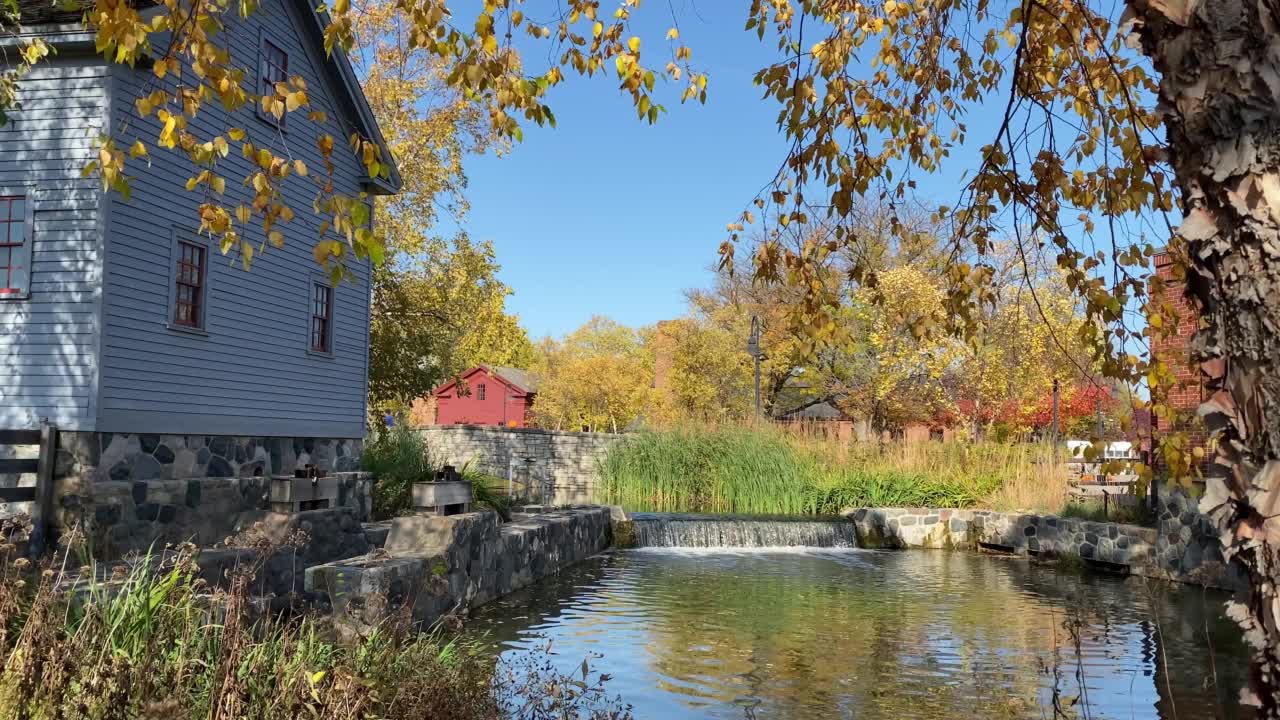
[36,431,367,559]
[305,506,613,626]
[73,472,372,558]
[416,426,621,504]
[55,432,362,484]
[194,507,375,598]
[845,489,1241,590]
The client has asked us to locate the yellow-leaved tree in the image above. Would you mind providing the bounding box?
[954,243,1098,438]
[847,265,956,434]
[529,317,652,433]
[6,0,1280,705]
[354,0,531,413]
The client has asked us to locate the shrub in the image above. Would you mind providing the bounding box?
[363,425,435,519]
[465,469,514,521]
[363,429,514,521]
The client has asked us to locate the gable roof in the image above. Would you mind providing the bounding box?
[779,401,847,421]
[12,0,401,194]
[433,365,537,397]
[489,366,537,393]
[293,1,401,194]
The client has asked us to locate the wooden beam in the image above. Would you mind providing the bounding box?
[28,426,57,557]
[0,458,38,475]
[0,430,42,445]
[0,487,36,502]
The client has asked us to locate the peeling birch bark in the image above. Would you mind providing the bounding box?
[1129,0,1280,713]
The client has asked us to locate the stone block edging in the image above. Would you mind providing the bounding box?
[844,490,1240,590]
[305,505,613,627]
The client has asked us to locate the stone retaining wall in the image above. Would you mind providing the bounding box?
[416,426,622,504]
[194,507,375,598]
[68,472,372,559]
[845,490,1240,589]
[305,506,613,626]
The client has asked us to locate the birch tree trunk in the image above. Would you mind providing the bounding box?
[1130,0,1280,712]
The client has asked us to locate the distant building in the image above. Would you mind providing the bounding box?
[777,401,956,443]
[430,366,537,427]
[1148,250,1208,467]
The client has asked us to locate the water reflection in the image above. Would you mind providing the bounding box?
[468,548,1251,719]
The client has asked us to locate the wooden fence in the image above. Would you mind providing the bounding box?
[0,426,57,556]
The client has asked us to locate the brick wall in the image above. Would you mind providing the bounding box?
[415,425,623,504]
[1149,251,1208,460]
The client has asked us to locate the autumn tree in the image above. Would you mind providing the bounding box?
[529,317,652,433]
[355,0,531,413]
[950,243,1098,438]
[684,275,810,418]
[650,317,755,425]
[368,232,532,412]
[844,265,957,433]
[9,0,1280,707]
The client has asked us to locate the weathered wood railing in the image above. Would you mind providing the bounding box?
[0,426,57,556]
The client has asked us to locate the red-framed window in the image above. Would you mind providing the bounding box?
[173,240,206,328]
[259,36,289,125]
[0,194,30,298]
[310,281,333,353]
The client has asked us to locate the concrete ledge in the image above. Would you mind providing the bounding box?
[411,480,473,508]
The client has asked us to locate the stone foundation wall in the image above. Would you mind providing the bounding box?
[846,490,1240,590]
[36,431,367,559]
[56,432,362,484]
[416,426,621,504]
[63,472,372,560]
[305,506,613,626]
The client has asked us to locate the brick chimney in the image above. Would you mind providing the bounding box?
[1148,249,1207,461]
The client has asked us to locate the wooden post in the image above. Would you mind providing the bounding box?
[28,425,56,557]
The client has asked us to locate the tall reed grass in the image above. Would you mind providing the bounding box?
[0,526,628,720]
[600,425,1069,515]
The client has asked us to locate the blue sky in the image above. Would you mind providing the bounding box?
[438,9,794,339]
[437,6,1161,344]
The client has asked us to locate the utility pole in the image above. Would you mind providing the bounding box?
[748,315,763,423]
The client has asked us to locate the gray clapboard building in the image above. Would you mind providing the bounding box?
[1,0,399,493]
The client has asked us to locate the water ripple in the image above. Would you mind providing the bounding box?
[469,548,1251,720]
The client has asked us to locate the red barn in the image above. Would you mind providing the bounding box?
[431,366,537,427]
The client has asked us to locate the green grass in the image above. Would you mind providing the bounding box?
[600,425,1047,515]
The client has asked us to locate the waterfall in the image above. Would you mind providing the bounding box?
[630,513,858,548]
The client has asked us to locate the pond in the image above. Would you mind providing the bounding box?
[468,547,1251,719]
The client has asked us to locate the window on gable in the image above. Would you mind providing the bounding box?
[172,240,207,329]
[310,280,333,354]
[258,36,289,127]
[0,191,32,299]
[477,383,486,401]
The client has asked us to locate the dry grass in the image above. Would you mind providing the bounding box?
[0,518,630,720]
